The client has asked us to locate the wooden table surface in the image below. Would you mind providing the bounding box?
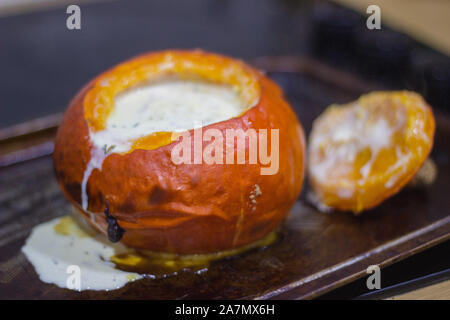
[389,280,450,300]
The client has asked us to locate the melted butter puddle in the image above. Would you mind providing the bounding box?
[22,215,141,291]
[22,215,276,291]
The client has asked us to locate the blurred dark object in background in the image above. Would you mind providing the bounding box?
[313,1,362,61]
[312,1,415,86]
[354,29,412,82]
[1,0,449,128]
[0,0,314,128]
[311,0,450,112]
[422,62,450,113]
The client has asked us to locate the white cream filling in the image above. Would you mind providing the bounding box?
[22,216,141,291]
[81,80,245,211]
[92,79,244,153]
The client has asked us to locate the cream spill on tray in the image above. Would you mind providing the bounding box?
[22,215,277,291]
[22,216,140,291]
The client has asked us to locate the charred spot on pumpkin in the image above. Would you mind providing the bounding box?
[148,186,173,205]
[54,152,65,166]
[104,202,125,243]
[89,191,105,212]
[117,194,136,213]
[53,167,65,182]
[64,182,82,204]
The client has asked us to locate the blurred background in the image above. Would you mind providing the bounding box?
[1,0,449,299]
[1,0,450,129]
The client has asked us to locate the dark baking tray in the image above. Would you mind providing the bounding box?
[0,57,449,299]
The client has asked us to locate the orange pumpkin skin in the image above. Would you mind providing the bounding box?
[53,50,305,254]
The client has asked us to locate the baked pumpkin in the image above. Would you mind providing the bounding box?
[308,91,435,214]
[53,50,306,254]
